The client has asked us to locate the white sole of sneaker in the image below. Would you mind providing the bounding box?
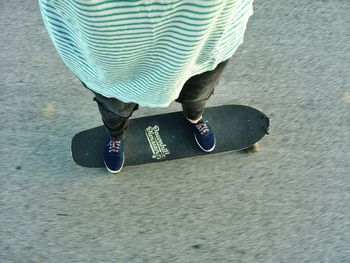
[104,154,125,174]
[194,134,216,153]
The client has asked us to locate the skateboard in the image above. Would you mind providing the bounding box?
[71,105,270,167]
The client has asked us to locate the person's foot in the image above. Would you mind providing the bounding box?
[104,134,125,174]
[189,117,216,152]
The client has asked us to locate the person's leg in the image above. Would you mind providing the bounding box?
[176,59,230,121]
[81,81,138,173]
[81,81,138,140]
[93,91,138,140]
[176,59,230,152]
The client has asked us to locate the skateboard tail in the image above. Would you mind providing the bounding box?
[262,115,270,135]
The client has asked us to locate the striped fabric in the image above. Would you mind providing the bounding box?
[39,0,254,107]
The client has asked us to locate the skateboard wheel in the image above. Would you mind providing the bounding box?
[247,142,260,153]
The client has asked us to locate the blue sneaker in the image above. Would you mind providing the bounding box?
[104,134,125,174]
[190,117,216,152]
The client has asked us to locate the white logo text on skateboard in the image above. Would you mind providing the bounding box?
[145,125,170,160]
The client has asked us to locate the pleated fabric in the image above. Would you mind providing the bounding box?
[39,0,254,107]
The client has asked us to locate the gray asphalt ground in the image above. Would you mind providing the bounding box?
[1,0,350,262]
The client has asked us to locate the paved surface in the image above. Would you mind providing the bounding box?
[1,0,350,262]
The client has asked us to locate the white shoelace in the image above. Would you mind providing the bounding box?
[108,140,121,153]
[196,123,209,135]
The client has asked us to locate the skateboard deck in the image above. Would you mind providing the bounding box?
[71,105,269,167]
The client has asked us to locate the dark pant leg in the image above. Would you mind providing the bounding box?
[81,81,138,140]
[176,59,230,120]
